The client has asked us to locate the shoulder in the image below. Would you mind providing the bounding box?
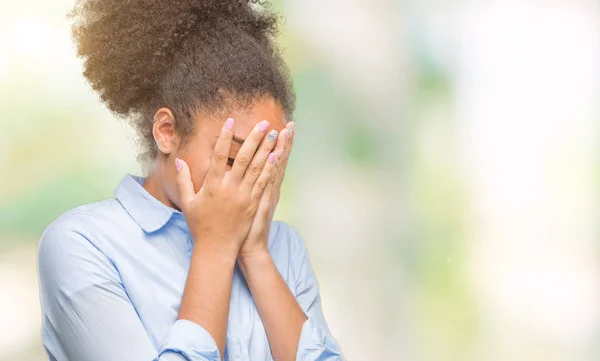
[38,199,122,255]
[269,220,306,253]
[38,200,123,296]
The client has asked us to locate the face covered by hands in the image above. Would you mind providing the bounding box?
[173,109,294,261]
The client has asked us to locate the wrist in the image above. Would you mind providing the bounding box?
[191,236,240,263]
[238,241,270,261]
[238,244,271,272]
[237,248,280,297]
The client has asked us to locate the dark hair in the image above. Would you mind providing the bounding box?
[70,0,295,164]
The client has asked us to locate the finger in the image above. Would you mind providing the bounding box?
[287,121,295,139]
[255,180,275,223]
[230,120,271,181]
[267,129,287,189]
[281,122,295,160]
[251,151,277,203]
[274,124,295,182]
[276,122,294,158]
[207,117,235,181]
[242,128,280,188]
[272,128,288,163]
[175,158,195,211]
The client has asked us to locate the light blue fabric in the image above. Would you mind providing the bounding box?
[37,174,343,361]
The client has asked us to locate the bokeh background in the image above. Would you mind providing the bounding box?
[1,0,599,360]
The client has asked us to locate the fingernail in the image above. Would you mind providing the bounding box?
[267,129,279,142]
[285,128,291,140]
[224,118,234,130]
[289,123,295,135]
[276,149,284,158]
[258,120,270,133]
[268,152,276,163]
[175,158,182,172]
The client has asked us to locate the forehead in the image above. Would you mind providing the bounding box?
[200,98,287,140]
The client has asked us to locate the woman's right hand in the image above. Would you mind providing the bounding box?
[175,117,279,256]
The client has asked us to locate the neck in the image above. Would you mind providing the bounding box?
[143,165,177,210]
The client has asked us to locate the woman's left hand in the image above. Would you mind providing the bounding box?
[238,122,295,261]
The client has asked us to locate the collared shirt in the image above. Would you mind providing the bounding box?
[37,174,343,361]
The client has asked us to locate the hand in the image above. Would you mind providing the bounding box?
[176,118,280,256]
[238,122,295,261]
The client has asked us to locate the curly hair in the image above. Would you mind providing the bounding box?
[70,0,295,165]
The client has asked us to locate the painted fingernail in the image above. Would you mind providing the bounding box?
[267,129,279,142]
[268,152,276,163]
[276,149,284,158]
[224,118,234,130]
[289,123,295,135]
[175,158,182,172]
[258,120,270,132]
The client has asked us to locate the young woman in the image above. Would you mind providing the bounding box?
[36,1,343,360]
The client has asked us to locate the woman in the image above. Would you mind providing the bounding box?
[37,0,343,360]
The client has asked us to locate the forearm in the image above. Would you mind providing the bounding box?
[178,243,238,359]
[238,250,307,361]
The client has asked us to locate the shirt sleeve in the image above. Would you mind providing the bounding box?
[37,215,221,361]
[285,224,345,361]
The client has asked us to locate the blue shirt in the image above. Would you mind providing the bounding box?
[37,174,343,361]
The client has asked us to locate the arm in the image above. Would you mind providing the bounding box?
[238,249,307,361]
[238,225,344,361]
[238,124,344,360]
[176,245,237,358]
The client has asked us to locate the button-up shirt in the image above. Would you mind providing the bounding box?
[37,174,343,361]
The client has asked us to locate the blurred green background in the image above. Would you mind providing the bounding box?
[1,1,599,360]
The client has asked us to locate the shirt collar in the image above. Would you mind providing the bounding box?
[114,174,180,233]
